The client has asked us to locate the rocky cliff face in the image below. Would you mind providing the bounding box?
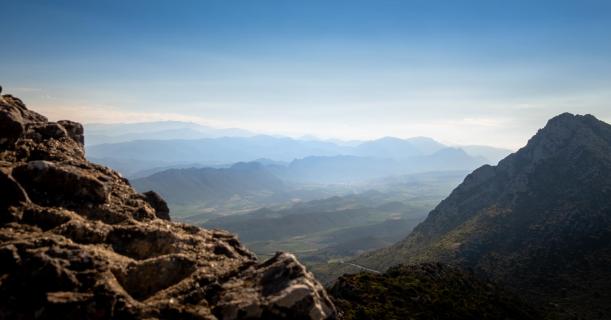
[0,94,336,319]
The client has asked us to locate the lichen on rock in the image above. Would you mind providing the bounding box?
[0,93,336,319]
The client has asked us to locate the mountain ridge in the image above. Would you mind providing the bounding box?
[86,132,510,177]
[346,112,611,318]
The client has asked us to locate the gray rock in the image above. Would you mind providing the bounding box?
[216,252,336,320]
[58,120,85,146]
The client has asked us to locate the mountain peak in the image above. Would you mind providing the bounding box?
[536,113,606,142]
[546,112,597,124]
[503,112,611,169]
[538,112,606,139]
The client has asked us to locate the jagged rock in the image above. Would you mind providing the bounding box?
[57,120,85,146]
[0,93,336,319]
[142,190,171,220]
[216,253,335,320]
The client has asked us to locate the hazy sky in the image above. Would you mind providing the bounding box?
[2,0,611,149]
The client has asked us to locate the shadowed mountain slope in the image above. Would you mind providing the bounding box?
[330,263,541,320]
[351,113,611,319]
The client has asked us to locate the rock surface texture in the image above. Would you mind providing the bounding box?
[0,94,336,319]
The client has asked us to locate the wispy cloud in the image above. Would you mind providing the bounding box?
[35,104,236,128]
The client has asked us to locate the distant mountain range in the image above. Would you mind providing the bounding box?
[130,162,296,216]
[87,135,354,175]
[85,127,510,178]
[268,148,486,184]
[352,136,446,158]
[84,121,255,146]
[331,113,611,319]
[130,154,475,218]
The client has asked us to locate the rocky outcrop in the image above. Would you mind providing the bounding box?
[0,93,335,319]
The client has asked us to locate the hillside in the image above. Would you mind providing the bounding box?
[350,113,611,319]
[130,161,368,218]
[330,263,541,320]
[131,162,286,208]
[201,172,466,264]
[204,196,427,263]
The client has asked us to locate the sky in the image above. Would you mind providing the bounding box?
[2,0,611,149]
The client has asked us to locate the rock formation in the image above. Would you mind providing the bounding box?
[0,93,335,319]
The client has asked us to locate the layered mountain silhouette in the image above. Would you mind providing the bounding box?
[85,121,255,146]
[86,134,506,178]
[87,136,354,165]
[129,150,484,191]
[348,113,611,319]
[352,136,445,158]
[269,149,484,184]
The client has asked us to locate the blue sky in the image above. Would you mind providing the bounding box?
[2,0,611,148]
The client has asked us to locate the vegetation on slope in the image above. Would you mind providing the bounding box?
[329,263,542,320]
